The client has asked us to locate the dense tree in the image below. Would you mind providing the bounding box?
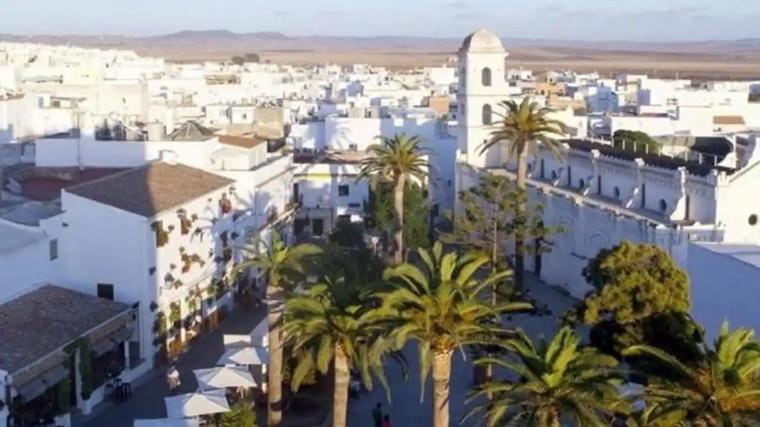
[230,55,245,66]
[328,217,365,249]
[244,52,261,63]
[284,277,394,427]
[564,241,700,362]
[236,231,322,427]
[582,241,690,325]
[624,322,760,426]
[442,172,560,298]
[376,243,532,427]
[358,133,428,263]
[480,97,564,289]
[466,327,630,427]
[219,402,256,427]
[613,130,661,155]
[441,172,560,387]
[369,180,430,254]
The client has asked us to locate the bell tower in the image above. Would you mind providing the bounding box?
[457,29,510,168]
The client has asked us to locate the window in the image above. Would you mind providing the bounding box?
[750,214,758,226]
[338,185,350,197]
[97,283,114,301]
[551,170,558,180]
[659,199,668,212]
[49,239,58,261]
[578,179,585,188]
[482,104,493,125]
[348,202,361,208]
[614,186,621,199]
[481,67,492,87]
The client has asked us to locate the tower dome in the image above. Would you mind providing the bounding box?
[460,29,505,54]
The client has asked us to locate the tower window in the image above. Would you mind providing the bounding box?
[481,67,492,87]
[482,104,493,125]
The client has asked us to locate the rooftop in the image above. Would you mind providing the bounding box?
[566,139,735,177]
[693,242,760,270]
[0,285,131,373]
[0,222,45,254]
[66,162,234,217]
[166,121,216,142]
[460,29,505,54]
[293,150,366,164]
[218,134,267,150]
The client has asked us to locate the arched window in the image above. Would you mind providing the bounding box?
[482,67,492,87]
[482,104,493,125]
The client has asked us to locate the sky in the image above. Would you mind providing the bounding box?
[4,0,760,41]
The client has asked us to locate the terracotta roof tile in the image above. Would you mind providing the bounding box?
[66,162,234,217]
[0,285,130,373]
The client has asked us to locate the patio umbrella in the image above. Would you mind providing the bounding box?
[134,419,200,427]
[193,366,257,390]
[217,345,269,366]
[164,389,230,418]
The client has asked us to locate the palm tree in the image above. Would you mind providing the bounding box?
[376,242,532,427]
[358,133,428,264]
[480,97,564,288]
[624,321,760,426]
[236,231,322,427]
[466,327,630,427]
[284,277,395,427]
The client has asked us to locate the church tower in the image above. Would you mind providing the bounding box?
[457,29,510,168]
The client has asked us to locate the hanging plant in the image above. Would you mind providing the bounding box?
[151,221,169,247]
[180,217,192,235]
[181,254,192,273]
[79,339,94,400]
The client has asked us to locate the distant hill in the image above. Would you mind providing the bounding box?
[1,31,759,79]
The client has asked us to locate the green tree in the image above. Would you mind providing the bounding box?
[466,327,630,427]
[613,130,661,155]
[571,241,699,360]
[236,231,322,427]
[358,133,428,263]
[624,322,760,426]
[369,181,430,253]
[231,55,245,65]
[244,53,261,63]
[220,402,256,427]
[284,277,394,427]
[328,217,365,249]
[441,172,560,387]
[376,243,532,427]
[480,97,564,289]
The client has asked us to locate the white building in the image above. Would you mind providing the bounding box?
[454,29,760,298]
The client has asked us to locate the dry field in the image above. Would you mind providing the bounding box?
[152,47,760,81]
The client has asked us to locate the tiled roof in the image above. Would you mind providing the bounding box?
[713,115,746,125]
[66,162,234,217]
[167,121,216,141]
[0,285,130,373]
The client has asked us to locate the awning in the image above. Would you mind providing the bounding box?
[15,365,69,402]
[92,327,134,357]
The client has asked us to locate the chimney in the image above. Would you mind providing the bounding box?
[147,122,165,141]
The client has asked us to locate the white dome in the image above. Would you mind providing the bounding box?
[460,29,505,54]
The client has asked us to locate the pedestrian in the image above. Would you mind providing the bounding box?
[381,414,392,427]
[372,402,382,427]
[167,365,181,394]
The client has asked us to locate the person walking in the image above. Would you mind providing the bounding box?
[166,365,181,395]
[372,402,383,427]
[381,414,392,427]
